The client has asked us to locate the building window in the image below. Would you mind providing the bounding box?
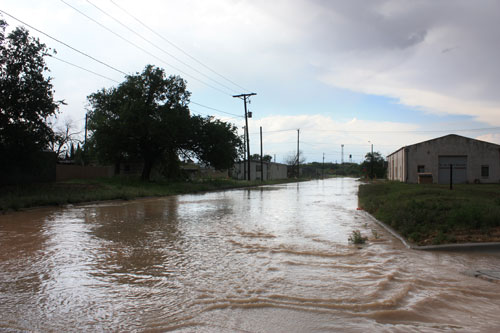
[417,165,425,173]
[256,164,262,172]
[481,165,489,178]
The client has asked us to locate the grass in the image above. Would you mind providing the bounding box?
[358,181,500,245]
[0,177,301,212]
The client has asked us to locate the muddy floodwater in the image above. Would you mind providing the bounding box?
[1,178,500,332]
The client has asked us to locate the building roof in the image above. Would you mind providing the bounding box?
[386,134,500,158]
[234,160,288,167]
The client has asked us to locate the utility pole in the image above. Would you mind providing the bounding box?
[84,113,88,166]
[243,126,247,180]
[260,126,263,181]
[369,141,374,179]
[297,129,300,178]
[233,93,256,181]
[341,144,344,164]
[322,152,325,179]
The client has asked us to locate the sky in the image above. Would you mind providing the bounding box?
[2,0,500,164]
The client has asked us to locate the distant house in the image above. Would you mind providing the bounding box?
[232,160,288,181]
[387,134,500,184]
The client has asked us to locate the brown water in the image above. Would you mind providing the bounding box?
[1,178,500,332]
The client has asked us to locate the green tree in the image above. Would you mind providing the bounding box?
[250,153,272,162]
[88,65,191,180]
[361,152,386,179]
[88,65,242,180]
[191,116,242,170]
[0,19,62,161]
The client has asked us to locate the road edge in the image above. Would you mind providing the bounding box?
[359,210,500,252]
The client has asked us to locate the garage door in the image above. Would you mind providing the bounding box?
[438,156,467,184]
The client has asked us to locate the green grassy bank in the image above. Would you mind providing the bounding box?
[0,177,300,212]
[358,181,500,245]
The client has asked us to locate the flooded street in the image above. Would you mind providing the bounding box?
[1,178,500,332]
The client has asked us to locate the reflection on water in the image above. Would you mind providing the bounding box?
[1,178,500,332]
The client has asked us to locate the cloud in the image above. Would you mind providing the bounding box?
[238,114,435,162]
[259,0,500,125]
[4,0,500,142]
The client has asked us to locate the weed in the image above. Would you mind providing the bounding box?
[348,230,368,244]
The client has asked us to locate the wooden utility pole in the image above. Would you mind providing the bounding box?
[260,126,263,181]
[84,113,88,166]
[371,143,374,179]
[243,126,247,180]
[297,129,300,178]
[322,152,325,179]
[233,93,256,181]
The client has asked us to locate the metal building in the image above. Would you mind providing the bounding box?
[387,134,500,184]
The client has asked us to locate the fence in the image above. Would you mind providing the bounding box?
[56,164,114,182]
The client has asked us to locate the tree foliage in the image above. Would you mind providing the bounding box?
[301,162,362,178]
[191,115,242,170]
[0,19,61,161]
[87,65,242,180]
[250,153,272,162]
[361,151,387,179]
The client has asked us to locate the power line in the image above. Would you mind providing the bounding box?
[109,0,251,93]
[302,127,500,134]
[300,141,400,147]
[1,7,246,128]
[249,128,297,135]
[190,101,243,118]
[51,53,244,122]
[49,55,121,83]
[59,0,232,96]
[85,0,240,94]
[190,109,241,122]
[249,126,500,136]
[0,9,128,76]
[48,52,243,123]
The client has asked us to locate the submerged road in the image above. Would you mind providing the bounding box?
[1,178,500,332]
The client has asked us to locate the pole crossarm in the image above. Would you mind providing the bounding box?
[232,93,256,99]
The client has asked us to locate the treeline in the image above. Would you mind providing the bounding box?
[301,152,387,179]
